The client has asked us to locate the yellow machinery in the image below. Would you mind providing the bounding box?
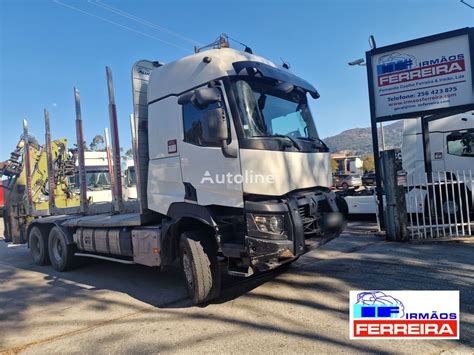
[1,135,80,243]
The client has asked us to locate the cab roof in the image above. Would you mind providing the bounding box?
[147,48,278,103]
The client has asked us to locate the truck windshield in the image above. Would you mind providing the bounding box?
[73,167,111,190]
[231,78,320,140]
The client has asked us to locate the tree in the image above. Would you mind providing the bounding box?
[25,134,40,149]
[74,141,90,151]
[122,148,133,161]
[331,159,338,173]
[362,154,375,172]
[89,135,105,151]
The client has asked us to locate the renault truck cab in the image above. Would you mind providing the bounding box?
[142,47,342,275]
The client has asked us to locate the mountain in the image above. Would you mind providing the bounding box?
[322,120,404,156]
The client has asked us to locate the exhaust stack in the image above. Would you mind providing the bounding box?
[106,67,123,213]
[22,119,33,215]
[44,109,56,214]
[74,88,89,214]
[129,113,141,209]
[104,127,116,210]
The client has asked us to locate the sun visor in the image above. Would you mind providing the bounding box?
[232,61,320,99]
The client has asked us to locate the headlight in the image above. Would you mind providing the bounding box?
[247,214,286,235]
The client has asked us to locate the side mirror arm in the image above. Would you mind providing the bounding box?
[221,140,237,158]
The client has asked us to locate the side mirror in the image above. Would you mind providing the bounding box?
[178,87,221,108]
[201,108,228,144]
[177,91,194,105]
[194,87,221,108]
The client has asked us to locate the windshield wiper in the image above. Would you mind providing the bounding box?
[254,134,302,151]
[297,136,329,151]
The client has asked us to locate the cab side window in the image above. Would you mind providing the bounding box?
[182,101,222,147]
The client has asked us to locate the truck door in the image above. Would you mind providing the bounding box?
[178,85,243,208]
[430,132,446,173]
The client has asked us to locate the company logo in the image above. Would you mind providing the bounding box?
[138,68,151,76]
[377,52,418,75]
[376,52,465,87]
[350,291,459,339]
[353,291,405,319]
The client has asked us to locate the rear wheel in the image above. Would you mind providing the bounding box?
[29,226,50,266]
[179,231,220,305]
[48,227,77,271]
[341,182,349,190]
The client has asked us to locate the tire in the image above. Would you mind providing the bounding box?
[48,226,77,271]
[3,208,12,243]
[29,226,50,266]
[335,196,349,217]
[341,182,349,191]
[427,184,470,221]
[441,197,463,220]
[179,231,220,305]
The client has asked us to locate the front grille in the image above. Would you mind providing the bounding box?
[298,205,308,219]
[298,203,318,236]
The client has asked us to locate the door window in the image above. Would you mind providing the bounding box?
[182,101,222,147]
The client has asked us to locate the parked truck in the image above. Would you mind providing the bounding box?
[1,132,79,243]
[1,139,119,243]
[403,112,474,217]
[122,159,137,201]
[71,151,113,203]
[343,112,474,217]
[16,37,344,304]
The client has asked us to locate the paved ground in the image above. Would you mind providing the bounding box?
[0,218,473,354]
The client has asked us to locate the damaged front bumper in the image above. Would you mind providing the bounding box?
[246,236,296,272]
[243,188,345,272]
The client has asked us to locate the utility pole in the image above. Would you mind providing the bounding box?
[379,122,386,151]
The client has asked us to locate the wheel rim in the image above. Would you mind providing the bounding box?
[52,236,63,263]
[182,251,194,288]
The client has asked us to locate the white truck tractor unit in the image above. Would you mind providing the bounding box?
[402,112,474,177]
[23,40,344,304]
[343,112,474,216]
[122,159,137,201]
[80,151,113,203]
[402,112,474,215]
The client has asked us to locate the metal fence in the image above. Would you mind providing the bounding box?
[406,170,473,239]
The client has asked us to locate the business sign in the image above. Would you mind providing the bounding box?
[367,28,474,121]
[349,290,459,339]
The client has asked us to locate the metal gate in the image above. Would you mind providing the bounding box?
[406,170,473,239]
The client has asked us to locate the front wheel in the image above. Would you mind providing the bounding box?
[180,231,220,305]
